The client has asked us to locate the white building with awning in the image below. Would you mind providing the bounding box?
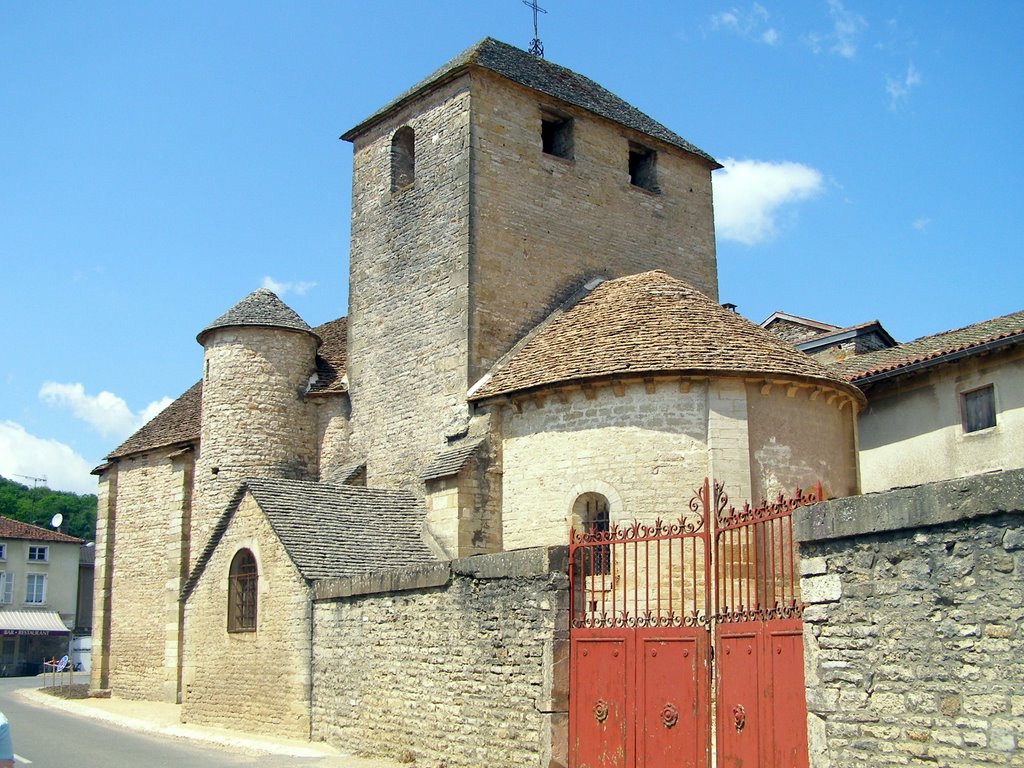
[0,517,83,675]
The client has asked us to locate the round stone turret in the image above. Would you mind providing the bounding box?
[194,289,321,547]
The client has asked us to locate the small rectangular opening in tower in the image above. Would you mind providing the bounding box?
[628,143,658,192]
[541,113,574,159]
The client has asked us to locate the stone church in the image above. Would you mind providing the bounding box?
[90,38,863,764]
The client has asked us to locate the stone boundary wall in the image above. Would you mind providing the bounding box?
[794,469,1024,767]
[311,547,569,768]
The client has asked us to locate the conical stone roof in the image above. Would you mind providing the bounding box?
[469,270,863,403]
[196,288,318,345]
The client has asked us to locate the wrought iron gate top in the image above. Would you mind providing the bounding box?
[569,479,824,628]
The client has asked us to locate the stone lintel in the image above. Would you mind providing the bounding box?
[794,468,1024,544]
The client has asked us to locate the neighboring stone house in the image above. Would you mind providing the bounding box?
[91,37,868,758]
[0,517,83,676]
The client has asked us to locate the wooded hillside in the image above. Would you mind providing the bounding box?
[0,476,96,540]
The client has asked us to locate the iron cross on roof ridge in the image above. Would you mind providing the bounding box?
[523,0,547,58]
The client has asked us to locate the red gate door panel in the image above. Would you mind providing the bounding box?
[637,631,709,768]
[570,634,631,768]
[764,621,809,768]
[716,626,761,768]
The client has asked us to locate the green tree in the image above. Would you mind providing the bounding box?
[0,477,97,540]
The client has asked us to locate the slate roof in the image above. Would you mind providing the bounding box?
[421,437,486,481]
[470,270,862,402]
[106,380,202,460]
[333,463,366,485]
[0,516,83,544]
[760,312,839,333]
[793,320,896,352]
[181,479,436,599]
[309,317,348,394]
[833,309,1024,383]
[196,288,318,344]
[342,37,718,167]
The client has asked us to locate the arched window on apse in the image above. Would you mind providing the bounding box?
[573,492,611,575]
[228,548,258,633]
[391,126,415,191]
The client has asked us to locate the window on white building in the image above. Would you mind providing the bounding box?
[962,385,996,433]
[0,544,6,561]
[0,573,12,604]
[27,545,48,563]
[25,573,46,605]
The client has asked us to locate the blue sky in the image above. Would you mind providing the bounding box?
[1,1,1021,493]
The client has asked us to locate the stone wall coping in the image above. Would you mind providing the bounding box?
[312,545,568,601]
[452,545,568,580]
[794,468,1024,544]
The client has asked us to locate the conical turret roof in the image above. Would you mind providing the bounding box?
[197,288,319,345]
[469,270,863,404]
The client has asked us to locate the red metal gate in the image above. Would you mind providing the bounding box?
[569,479,822,768]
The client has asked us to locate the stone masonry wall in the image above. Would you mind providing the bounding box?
[497,377,858,551]
[345,76,472,493]
[315,395,354,484]
[182,493,312,738]
[102,448,191,702]
[795,469,1024,767]
[312,548,569,768]
[90,467,114,692]
[469,70,718,383]
[745,382,859,502]
[499,382,711,550]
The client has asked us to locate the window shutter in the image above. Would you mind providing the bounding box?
[2,573,13,604]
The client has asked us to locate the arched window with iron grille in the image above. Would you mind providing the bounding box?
[574,492,611,575]
[228,549,258,633]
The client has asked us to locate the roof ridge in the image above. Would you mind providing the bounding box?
[342,37,717,165]
[904,308,1024,346]
[834,308,1024,382]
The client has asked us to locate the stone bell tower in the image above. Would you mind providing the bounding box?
[341,38,721,492]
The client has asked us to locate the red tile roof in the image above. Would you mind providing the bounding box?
[0,516,83,544]
[834,309,1024,383]
[470,271,862,402]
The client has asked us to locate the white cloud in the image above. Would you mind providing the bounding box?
[713,158,825,245]
[261,276,316,297]
[886,63,922,109]
[0,421,96,495]
[39,382,172,440]
[808,0,867,59]
[912,216,931,232]
[710,3,779,45]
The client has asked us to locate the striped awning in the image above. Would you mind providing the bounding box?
[0,610,71,636]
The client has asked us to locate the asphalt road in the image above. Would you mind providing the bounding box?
[0,676,363,768]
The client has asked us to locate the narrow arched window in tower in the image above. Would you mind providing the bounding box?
[228,549,258,633]
[574,492,611,575]
[391,126,415,191]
